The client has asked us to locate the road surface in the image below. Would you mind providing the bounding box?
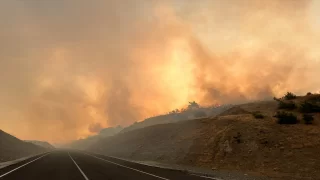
[0,150,218,180]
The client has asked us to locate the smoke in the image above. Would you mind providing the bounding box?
[0,0,319,143]
[175,0,320,104]
[88,123,103,133]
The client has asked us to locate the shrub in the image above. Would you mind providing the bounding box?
[278,101,296,110]
[273,97,280,101]
[188,101,200,110]
[274,111,298,124]
[284,92,297,100]
[308,95,320,102]
[303,114,314,125]
[299,101,320,113]
[274,96,296,110]
[252,111,264,119]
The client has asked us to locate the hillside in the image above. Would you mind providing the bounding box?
[66,126,123,150]
[87,94,320,180]
[121,105,233,133]
[25,140,55,149]
[0,130,48,162]
[67,105,232,150]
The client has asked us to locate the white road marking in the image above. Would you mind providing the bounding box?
[82,151,223,180]
[0,153,50,178]
[68,152,89,180]
[82,152,170,180]
[190,174,223,180]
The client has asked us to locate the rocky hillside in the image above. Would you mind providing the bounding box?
[87,94,320,180]
[0,130,48,162]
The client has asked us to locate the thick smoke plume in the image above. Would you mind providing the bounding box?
[0,0,319,143]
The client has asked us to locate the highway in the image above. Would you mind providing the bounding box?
[0,151,217,180]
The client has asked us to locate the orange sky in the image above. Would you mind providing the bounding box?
[0,0,319,144]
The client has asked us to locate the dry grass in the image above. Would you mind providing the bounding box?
[89,95,320,180]
[183,96,320,179]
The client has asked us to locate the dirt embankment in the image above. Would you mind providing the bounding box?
[89,97,320,180]
[0,130,48,162]
[89,119,204,163]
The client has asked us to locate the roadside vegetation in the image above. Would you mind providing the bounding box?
[303,114,314,125]
[283,92,297,100]
[274,111,298,124]
[252,111,264,119]
[273,92,319,125]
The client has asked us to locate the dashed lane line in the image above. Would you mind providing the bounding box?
[68,152,89,180]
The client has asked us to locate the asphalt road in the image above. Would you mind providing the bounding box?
[0,151,217,180]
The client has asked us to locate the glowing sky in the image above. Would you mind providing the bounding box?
[0,0,319,143]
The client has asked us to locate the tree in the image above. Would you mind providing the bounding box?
[168,109,180,114]
[180,108,187,112]
[306,92,313,96]
[283,92,297,100]
[188,101,200,110]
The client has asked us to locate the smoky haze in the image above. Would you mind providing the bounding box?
[0,0,319,143]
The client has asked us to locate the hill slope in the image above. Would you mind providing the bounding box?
[121,105,232,133]
[66,126,123,150]
[25,140,55,149]
[87,96,320,180]
[0,130,48,162]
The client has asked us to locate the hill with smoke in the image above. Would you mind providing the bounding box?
[0,0,319,143]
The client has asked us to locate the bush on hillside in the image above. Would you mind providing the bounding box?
[274,111,298,124]
[188,101,200,110]
[274,96,296,110]
[273,97,280,101]
[169,109,180,114]
[303,114,314,125]
[309,95,320,102]
[307,92,313,96]
[283,92,297,100]
[252,111,264,119]
[299,101,320,113]
[278,101,296,110]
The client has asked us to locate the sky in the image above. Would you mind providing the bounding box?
[0,0,319,144]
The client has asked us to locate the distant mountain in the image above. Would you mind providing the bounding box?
[66,126,123,150]
[0,130,48,162]
[25,140,55,149]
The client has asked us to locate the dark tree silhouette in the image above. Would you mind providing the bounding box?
[188,101,200,110]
